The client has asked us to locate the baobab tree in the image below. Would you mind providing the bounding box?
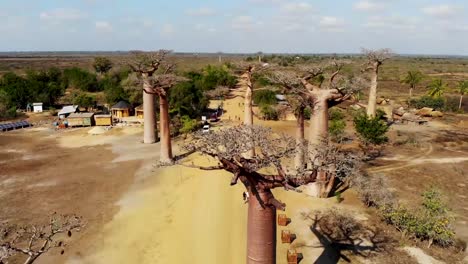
[236,63,269,157]
[361,48,393,117]
[0,214,83,264]
[127,50,181,162]
[180,125,357,264]
[269,60,363,197]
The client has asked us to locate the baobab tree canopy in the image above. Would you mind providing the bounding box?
[182,125,358,210]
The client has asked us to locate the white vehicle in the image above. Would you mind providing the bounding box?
[202,124,210,133]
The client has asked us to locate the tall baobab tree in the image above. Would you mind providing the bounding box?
[270,60,363,197]
[401,70,424,99]
[236,64,269,157]
[127,50,180,162]
[361,48,393,117]
[127,50,171,144]
[180,125,357,264]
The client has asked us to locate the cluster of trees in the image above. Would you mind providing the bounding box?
[0,68,65,118]
[401,70,467,111]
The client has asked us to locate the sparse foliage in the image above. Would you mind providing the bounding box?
[0,214,84,264]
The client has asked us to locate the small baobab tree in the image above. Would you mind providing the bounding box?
[361,48,393,117]
[179,125,358,264]
[401,70,424,99]
[0,214,83,264]
[127,50,181,162]
[457,80,468,109]
[269,60,364,197]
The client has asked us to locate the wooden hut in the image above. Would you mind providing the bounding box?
[135,105,144,119]
[111,101,132,118]
[67,113,95,127]
[94,114,113,126]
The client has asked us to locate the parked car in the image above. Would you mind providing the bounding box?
[202,124,210,133]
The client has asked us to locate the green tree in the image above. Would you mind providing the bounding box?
[353,111,389,145]
[253,89,277,106]
[401,70,424,99]
[63,68,99,92]
[169,80,208,118]
[93,57,113,75]
[73,93,95,110]
[179,115,199,136]
[457,80,468,110]
[427,79,446,97]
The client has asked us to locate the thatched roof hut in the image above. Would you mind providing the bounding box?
[111,101,132,118]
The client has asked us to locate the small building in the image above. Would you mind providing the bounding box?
[135,105,144,119]
[58,105,79,119]
[33,103,43,113]
[67,113,95,127]
[94,114,113,126]
[275,94,289,106]
[111,101,132,119]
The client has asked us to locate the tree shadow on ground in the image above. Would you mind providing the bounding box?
[301,210,394,264]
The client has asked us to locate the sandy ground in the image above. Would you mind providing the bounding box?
[2,85,467,264]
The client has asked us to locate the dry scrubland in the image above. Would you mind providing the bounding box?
[1,53,468,264]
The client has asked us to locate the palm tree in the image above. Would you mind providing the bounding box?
[402,70,423,98]
[457,81,468,110]
[427,79,446,97]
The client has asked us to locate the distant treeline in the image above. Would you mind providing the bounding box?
[0,61,238,120]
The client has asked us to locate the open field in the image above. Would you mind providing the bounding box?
[1,54,468,264]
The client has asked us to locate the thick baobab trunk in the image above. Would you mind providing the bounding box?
[247,190,276,264]
[244,86,255,157]
[309,99,329,148]
[460,95,464,110]
[294,107,305,170]
[309,99,333,198]
[366,67,378,117]
[143,79,157,144]
[159,94,173,163]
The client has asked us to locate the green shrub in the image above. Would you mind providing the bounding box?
[253,90,277,106]
[353,111,389,145]
[381,189,455,247]
[179,115,199,135]
[63,68,99,92]
[260,105,279,120]
[409,96,444,110]
[329,109,346,142]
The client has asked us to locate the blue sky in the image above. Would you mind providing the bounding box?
[1,0,467,55]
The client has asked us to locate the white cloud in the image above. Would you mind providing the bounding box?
[231,16,263,31]
[195,24,216,33]
[363,16,419,32]
[161,23,175,36]
[281,2,313,14]
[353,0,387,12]
[186,7,216,16]
[319,16,345,32]
[95,21,112,32]
[422,5,460,19]
[39,8,86,23]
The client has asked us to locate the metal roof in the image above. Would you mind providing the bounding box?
[68,113,95,118]
[94,114,112,118]
[111,101,132,109]
[58,105,78,116]
[32,102,43,106]
[275,94,286,101]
